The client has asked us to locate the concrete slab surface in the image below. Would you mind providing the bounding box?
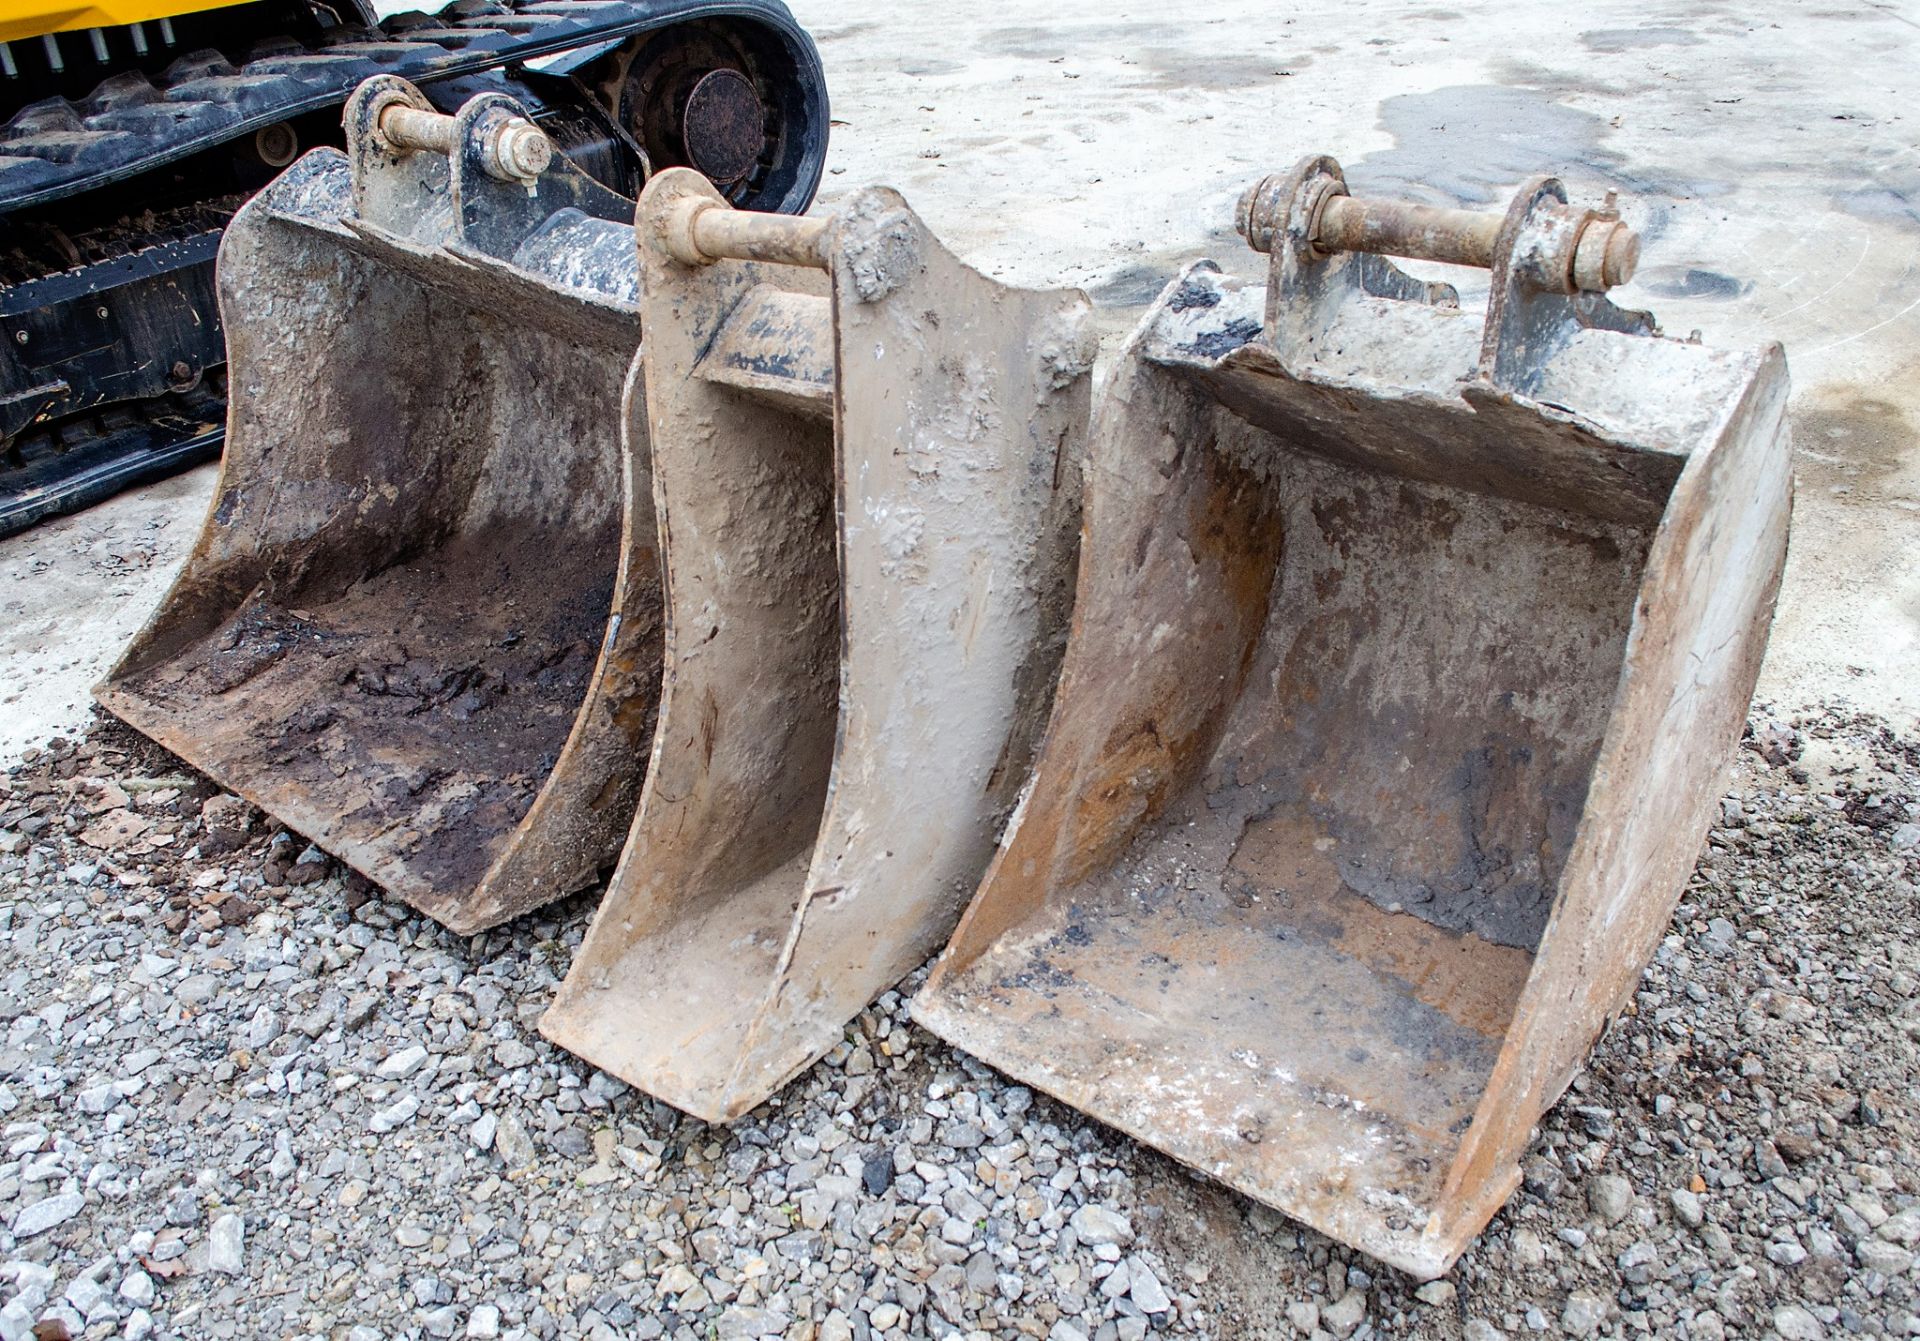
[2,0,1915,763]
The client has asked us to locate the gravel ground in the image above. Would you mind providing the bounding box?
[0,707,1913,1341]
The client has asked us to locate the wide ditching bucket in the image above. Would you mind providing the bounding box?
[540,168,1093,1121]
[913,157,1792,1278]
[98,78,664,934]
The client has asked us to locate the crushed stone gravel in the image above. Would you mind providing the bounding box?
[0,707,1913,1341]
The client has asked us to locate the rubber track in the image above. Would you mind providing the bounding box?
[0,0,765,214]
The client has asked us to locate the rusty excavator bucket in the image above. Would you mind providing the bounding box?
[97,77,665,934]
[913,157,1792,1278]
[540,168,1093,1121]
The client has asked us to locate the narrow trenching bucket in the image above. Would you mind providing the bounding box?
[913,157,1792,1279]
[98,77,666,934]
[540,168,1094,1121]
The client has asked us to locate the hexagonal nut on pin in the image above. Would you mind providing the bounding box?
[1572,217,1639,292]
[485,118,553,183]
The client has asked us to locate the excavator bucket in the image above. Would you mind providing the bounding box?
[540,169,1093,1121]
[97,78,666,934]
[913,157,1792,1279]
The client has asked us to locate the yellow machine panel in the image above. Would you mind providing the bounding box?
[0,0,254,44]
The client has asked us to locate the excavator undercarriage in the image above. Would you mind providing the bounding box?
[0,0,827,535]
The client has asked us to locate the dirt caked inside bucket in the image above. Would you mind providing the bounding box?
[921,385,1656,1254]
[917,178,1791,1277]
[99,134,660,934]
[109,520,633,906]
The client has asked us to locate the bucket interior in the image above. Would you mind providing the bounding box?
[541,263,842,1114]
[102,226,639,923]
[923,364,1665,1247]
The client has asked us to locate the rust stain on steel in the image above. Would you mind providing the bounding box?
[1226,810,1534,1041]
[541,168,1095,1123]
[96,78,664,934]
[915,156,1792,1281]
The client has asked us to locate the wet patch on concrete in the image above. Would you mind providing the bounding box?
[1580,26,1702,51]
[1349,84,1721,212]
[1129,49,1312,91]
[982,21,1187,60]
[897,58,966,77]
[1087,240,1256,314]
[1488,57,1663,100]
[1635,265,1750,301]
[940,132,1037,154]
[1791,391,1918,497]
[808,21,880,44]
[1089,262,1177,309]
[1831,181,1920,231]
